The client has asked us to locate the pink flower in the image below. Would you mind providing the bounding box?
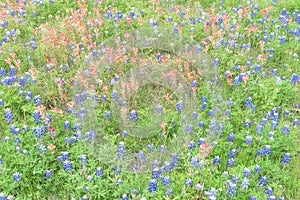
[199,143,212,157]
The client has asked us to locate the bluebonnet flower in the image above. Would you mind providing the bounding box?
[115,168,122,175]
[71,134,81,143]
[26,93,32,102]
[245,135,253,145]
[82,195,88,200]
[22,150,29,155]
[4,136,10,142]
[33,95,42,106]
[271,120,279,130]
[136,151,147,163]
[265,187,274,195]
[186,125,193,134]
[102,95,107,101]
[292,118,299,127]
[156,105,163,115]
[4,108,14,124]
[195,183,204,191]
[130,189,137,195]
[147,144,154,152]
[45,114,52,125]
[39,145,47,153]
[157,52,162,61]
[281,125,290,136]
[64,121,71,130]
[24,72,30,83]
[202,96,208,103]
[59,152,70,161]
[257,149,264,157]
[14,137,21,144]
[272,69,278,76]
[0,99,4,107]
[33,126,46,138]
[182,116,188,123]
[267,195,276,200]
[148,179,158,193]
[0,192,7,199]
[13,172,22,183]
[121,194,128,200]
[213,156,221,165]
[63,160,73,172]
[231,175,239,184]
[245,97,252,107]
[45,170,53,179]
[233,76,242,86]
[225,110,231,118]
[166,188,173,196]
[188,141,196,150]
[192,112,198,120]
[184,178,193,186]
[4,77,14,86]
[244,168,252,178]
[278,36,286,44]
[191,157,199,168]
[249,196,257,200]
[171,154,180,166]
[152,160,160,169]
[95,167,104,178]
[228,158,235,167]
[244,119,251,128]
[16,146,22,152]
[264,145,272,156]
[161,176,171,187]
[241,177,250,189]
[228,182,238,198]
[33,110,42,124]
[228,99,234,107]
[206,188,218,200]
[19,77,25,88]
[296,14,300,24]
[130,110,138,121]
[73,124,82,132]
[152,168,161,179]
[228,133,235,143]
[10,125,21,135]
[176,101,184,113]
[118,142,126,160]
[80,154,88,164]
[259,176,268,185]
[64,137,71,144]
[0,156,3,166]
[84,186,90,192]
[268,132,274,140]
[86,175,94,183]
[229,149,237,158]
[254,165,262,174]
[9,66,16,76]
[0,68,6,77]
[191,80,198,88]
[158,145,164,153]
[214,59,220,67]
[282,153,292,165]
[198,122,204,128]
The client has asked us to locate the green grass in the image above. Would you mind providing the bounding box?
[0,0,299,199]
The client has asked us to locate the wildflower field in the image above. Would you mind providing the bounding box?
[0,0,300,199]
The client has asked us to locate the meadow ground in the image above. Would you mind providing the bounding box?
[0,0,299,199]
